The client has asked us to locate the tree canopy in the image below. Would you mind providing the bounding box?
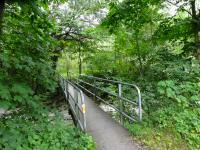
[0,0,200,149]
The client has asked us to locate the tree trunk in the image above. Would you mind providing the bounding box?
[0,0,5,35]
[135,32,143,76]
[78,47,82,75]
[191,0,200,62]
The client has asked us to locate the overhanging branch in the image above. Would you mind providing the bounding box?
[166,0,192,16]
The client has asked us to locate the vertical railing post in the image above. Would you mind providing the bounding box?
[74,88,79,127]
[138,89,142,121]
[118,83,123,125]
[66,81,69,100]
[64,80,66,96]
[93,79,97,101]
[61,78,63,89]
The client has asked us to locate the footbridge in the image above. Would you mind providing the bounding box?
[60,75,143,150]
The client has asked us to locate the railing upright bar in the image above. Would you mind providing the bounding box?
[137,88,142,121]
[80,90,86,130]
[118,83,123,124]
[66,82,69,100]
[93,79,97,101]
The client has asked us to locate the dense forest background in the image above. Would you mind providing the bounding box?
[0,0,200,149]
[57,0,200,149]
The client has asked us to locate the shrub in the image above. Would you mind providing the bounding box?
[0,110,95,150]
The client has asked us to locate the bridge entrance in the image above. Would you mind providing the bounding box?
[60,75,143,150]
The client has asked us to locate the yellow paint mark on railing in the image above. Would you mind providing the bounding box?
[82,104,86,114]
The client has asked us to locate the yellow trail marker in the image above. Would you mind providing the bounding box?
[82,104,86,114]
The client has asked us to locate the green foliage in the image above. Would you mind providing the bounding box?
[0,2,96,150]
[0,110,95,150]
[78,0,200,149]
[153,79,200,148]
[126,122,189,150]
[0,3,58,108]
[1,0,200,149]
[102,0,161,32]
[86,52,117,75]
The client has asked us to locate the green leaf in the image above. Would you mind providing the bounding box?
[166,88,176,98]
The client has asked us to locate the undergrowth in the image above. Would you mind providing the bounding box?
[126,122,190,150]
[0,108,95,150]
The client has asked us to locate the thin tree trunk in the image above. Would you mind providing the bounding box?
[0,0,5,66]
[191,0,200,61]
[0,0,5,35]
[135,32,143,76]
[78,46,82,75]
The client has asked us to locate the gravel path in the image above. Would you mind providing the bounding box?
[84,95,144,150]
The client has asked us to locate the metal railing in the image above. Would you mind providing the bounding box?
[60,76,86,131]
[76,75,142,123]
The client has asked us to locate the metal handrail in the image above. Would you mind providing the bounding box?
[60,76,86,131]
[76,74,142,123]
[77,79,137,105]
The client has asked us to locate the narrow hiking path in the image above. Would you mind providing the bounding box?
[84,94,144,150]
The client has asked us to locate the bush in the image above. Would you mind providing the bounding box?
[154,79,200,149]
[0,110,95,150]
